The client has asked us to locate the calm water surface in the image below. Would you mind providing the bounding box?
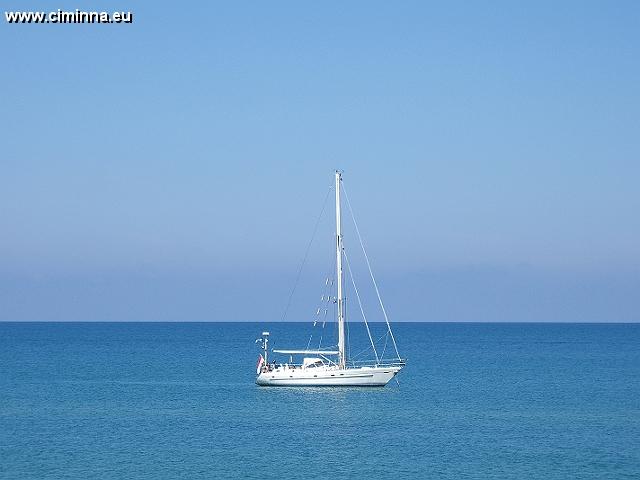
[1,322,638,479]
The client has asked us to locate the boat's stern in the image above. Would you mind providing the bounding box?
[255,372,269,386]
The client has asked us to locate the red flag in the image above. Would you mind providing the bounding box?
[256,354,264,374]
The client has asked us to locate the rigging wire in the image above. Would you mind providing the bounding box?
[350,331,390,361]
[345,291,350,362]
[309,240,337,351]
[380,330,389,360]
[280,185,332,322]
[342,183,402,360]
[344,248,380,363]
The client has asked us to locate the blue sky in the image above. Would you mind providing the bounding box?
[1,1,638,321]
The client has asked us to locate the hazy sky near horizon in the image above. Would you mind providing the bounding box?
[1,1,638,321]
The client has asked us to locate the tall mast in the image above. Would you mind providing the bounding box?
[335,171,346,368]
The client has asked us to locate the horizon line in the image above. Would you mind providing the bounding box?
[1,320,638,324]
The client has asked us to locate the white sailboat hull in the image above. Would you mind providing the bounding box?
[256,365,402,387]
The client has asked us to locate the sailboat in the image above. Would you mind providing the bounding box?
[255,171,405,387]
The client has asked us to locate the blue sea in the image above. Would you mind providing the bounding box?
[1,322,639,479]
